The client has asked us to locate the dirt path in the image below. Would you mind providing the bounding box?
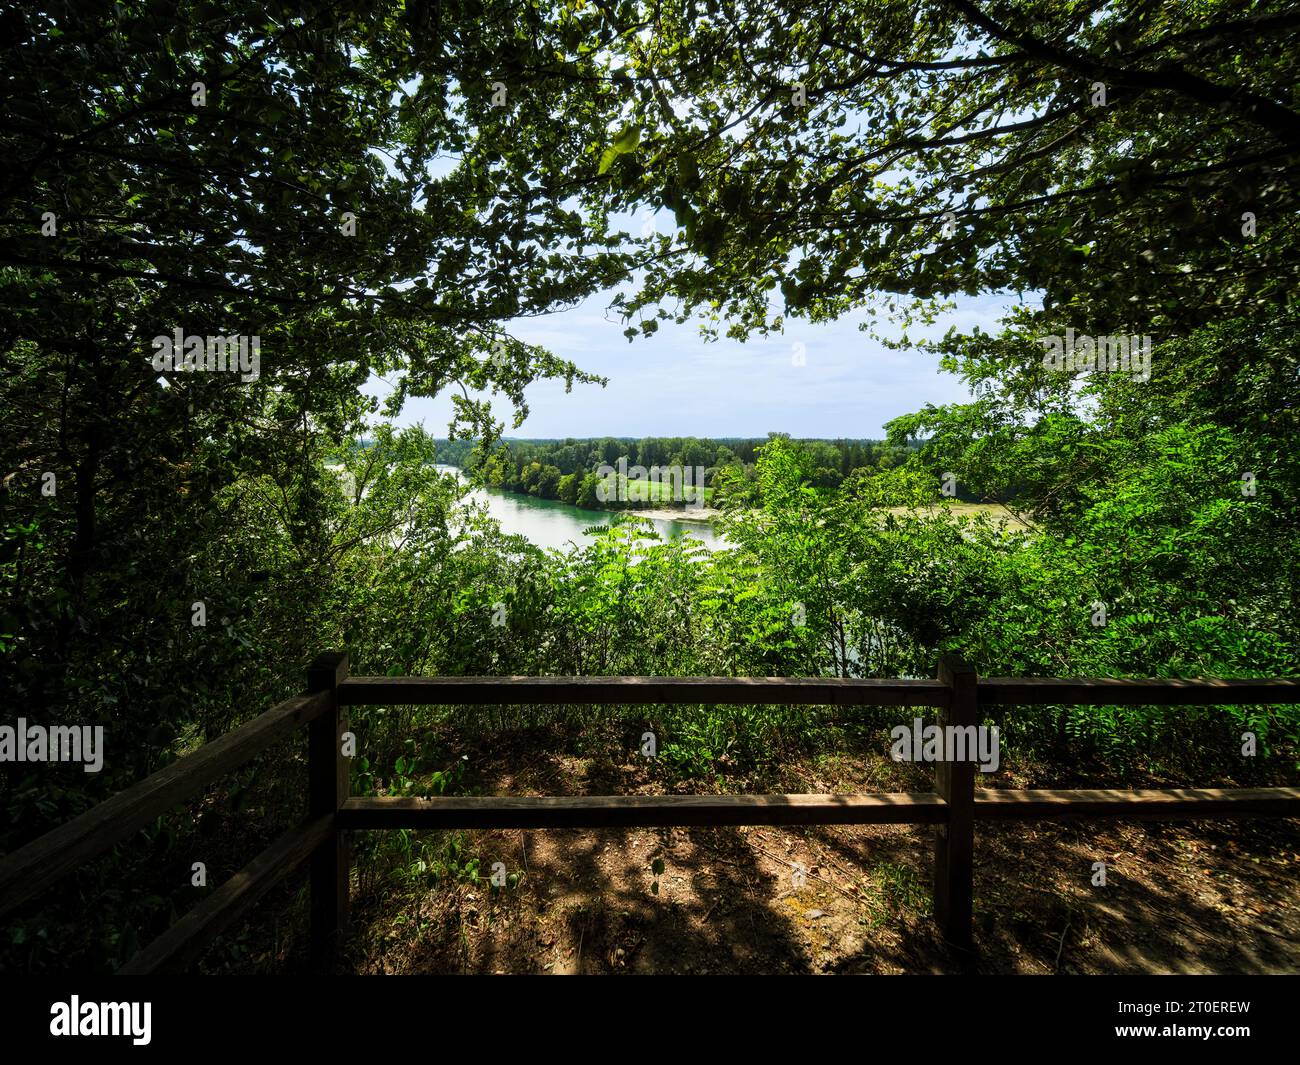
[341,743,1300,975]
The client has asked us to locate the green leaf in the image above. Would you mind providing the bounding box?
[613,125,641,152]
[598,126,641,174]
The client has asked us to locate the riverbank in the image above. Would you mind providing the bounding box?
[622,505,720,523]
[431,465,1032,546]
[436,465,723,524]
[433,465,727,551]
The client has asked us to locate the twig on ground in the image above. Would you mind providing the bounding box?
[745,840,868,904]
[1054,912,1074,973]
[751,830,876,903]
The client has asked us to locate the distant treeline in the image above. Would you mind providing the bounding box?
[432,434,917,507]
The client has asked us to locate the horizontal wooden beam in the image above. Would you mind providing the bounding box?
[339,675,1300,709]
[118,816,334,975]
[339,675,952,708]
[974,786,1300,820]
[338,792,949,829]
[338,786,1300,831]
[0,690,331,917]
[979,677,1300,706]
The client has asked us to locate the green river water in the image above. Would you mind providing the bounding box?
[439,466,725,552]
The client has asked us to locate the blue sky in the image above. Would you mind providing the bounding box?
[369,95,1021,440]
[367,68,1034,440]
[369,288,1016,440]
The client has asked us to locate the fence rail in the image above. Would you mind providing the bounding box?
[2,652,1297,972]
[337,674,953,707]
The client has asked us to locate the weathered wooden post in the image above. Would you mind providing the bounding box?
[308,651,350,969]
[934,654,976,951]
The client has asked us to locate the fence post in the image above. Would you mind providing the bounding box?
[934,654,976,951]
[308,651,350,969]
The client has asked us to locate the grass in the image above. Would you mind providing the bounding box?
[598,473,714,506]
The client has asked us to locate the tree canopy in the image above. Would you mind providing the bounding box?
[594,0,1299,337]
[1,0,1297,977]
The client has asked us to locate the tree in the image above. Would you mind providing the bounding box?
[536,464,563,499]
[0,0,643,771]
[576,472,601,509]
[596,0,1298,339]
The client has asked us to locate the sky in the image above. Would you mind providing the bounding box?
[364,76,1028,442]
[370,117,1022,441]
[366,287,1018,440]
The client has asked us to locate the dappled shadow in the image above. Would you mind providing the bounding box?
[335,720,1300,975]
[968,817,1300,974]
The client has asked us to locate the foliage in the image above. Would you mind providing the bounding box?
[435,434,913,504]
[2,0,1297,975]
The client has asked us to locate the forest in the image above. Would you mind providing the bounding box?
[0,0,1297,982]
[433,434,917,504]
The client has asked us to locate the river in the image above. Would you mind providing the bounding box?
[438,466,726,552]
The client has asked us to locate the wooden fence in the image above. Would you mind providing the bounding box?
[1,651,1297,972]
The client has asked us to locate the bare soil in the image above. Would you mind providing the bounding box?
[339,735,1300,975]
